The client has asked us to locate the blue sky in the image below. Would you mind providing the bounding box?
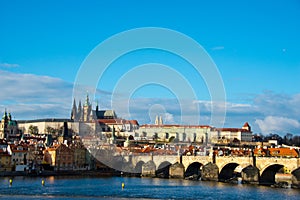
[0,0,299,135]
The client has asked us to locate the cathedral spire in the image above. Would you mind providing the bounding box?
[71,98,77,120]
[96,99,99,112]
[83,92,92,122]
[77,100,82,121]
[84,92,90,106]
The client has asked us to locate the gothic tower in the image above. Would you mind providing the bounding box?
[77,100,82,121]
[71,98,77,120]
[71,94,94,122]
[83,93,92,122]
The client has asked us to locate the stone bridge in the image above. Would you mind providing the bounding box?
[181,155,300,186]
[121,154,300,187]
[122,154,178,177]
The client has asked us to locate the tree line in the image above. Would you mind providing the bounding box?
[253,133,300,146]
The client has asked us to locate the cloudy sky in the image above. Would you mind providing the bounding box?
[0,0,299,135]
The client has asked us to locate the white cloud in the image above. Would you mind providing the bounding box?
[255,116,300,134]
[0,70,114,120]
[1,70,299,135]
[0,63,20,68]
[253,91,300,117]
[164,113,174,124]
[0,70,73,119]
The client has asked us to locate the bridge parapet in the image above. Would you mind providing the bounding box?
[124,154,178,170]
[215,156,254,172]
[181,156,212,170]
[255,157,300,174]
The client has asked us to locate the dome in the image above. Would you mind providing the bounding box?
[8,120,17,126]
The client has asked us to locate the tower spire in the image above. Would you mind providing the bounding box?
[84,91,90,106]
[96,99,99,112]
[77,100,82,121]
[71,98,77,120]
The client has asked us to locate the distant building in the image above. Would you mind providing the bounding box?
[210,122,253,143]
[18,118,76,138]
[46,144,74,171]
[254,147,299,158]
[0,110,19,140]
[0,139,11,171]
[70,94,139,138]
[71,93,118,122]
[155,115,163,125]
[137,117,252,144]
[137,124,210,143]
[9,143,29,171]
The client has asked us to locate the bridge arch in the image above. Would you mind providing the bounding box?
[135,161,145,174]
[156,161,172,178]
[219,162,239,182]
[185,162,203,180]
[260,164,284,185]
[121,162,135,173]
[292,167,300,187]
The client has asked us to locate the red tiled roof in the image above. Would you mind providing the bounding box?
[214,128,250,132]
[254,147,299,157]
[129,120,139,125]
[98,119,140,125]
[269,148,298,157]
[140,124,211,128]
[243,122,250,127]
[98,119,123,124]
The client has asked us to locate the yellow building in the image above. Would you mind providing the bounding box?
[0,149,11,171]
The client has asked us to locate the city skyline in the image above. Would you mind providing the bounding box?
[0,1,299,135]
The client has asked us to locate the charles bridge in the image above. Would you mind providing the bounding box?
[121,154,300,187]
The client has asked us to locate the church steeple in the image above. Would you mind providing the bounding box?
[83,92,92,122]
[84,92,90,106]
[71,98,77,120]
[71,94,94,122]
[96,100,99,112]
[77,100,82,121]
[2,109,8,121]
[8,112,12,121]
[0,109,9,139]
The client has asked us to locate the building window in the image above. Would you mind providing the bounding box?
[165,132,169,139]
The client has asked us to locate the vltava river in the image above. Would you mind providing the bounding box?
[0,176,299,199]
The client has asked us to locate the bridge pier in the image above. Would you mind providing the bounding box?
[142,160,156,177]
[292,168,300,188]
[201,162,219,181]
[169,162,185,179]
[241,165,259,184]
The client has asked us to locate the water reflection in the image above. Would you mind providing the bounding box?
[0,176,299,200]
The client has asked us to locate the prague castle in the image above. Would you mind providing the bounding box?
[70,93,117,122]
[3,94,252,145]
[16,94,139,142]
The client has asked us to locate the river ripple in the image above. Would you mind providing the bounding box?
[0,176,299,200]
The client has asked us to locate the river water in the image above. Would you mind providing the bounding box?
[0,176,299,200]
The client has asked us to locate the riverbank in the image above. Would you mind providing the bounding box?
[1,170,299,190]
[0,170,115,177]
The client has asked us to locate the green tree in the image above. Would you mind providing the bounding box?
[28,125,39,135]
[45,126,55,135]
